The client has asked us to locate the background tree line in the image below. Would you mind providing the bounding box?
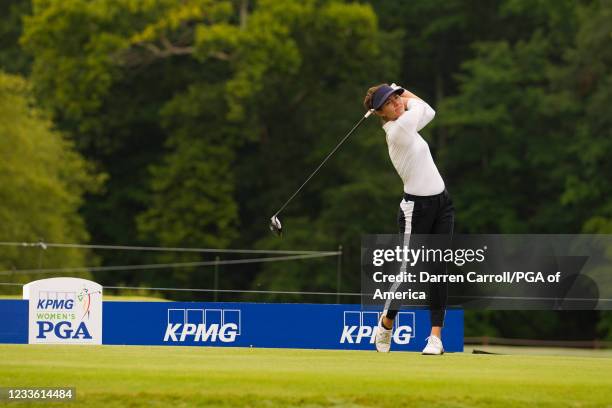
[1,0,610,340]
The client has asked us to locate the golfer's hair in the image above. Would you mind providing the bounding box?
[363,83,388,110]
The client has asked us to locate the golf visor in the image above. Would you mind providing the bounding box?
[371,85,405,110]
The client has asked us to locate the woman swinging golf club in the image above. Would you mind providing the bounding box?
[364,83,454,354]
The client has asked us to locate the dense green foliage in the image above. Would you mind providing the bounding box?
[1,0,611,339]
[0,72,101,286]
[0,0,31,74]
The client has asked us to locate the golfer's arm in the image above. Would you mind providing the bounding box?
[412,99,436,131]
[399,90,435,131]
[394,99,427,135]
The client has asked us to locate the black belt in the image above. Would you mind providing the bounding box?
[403,189,448,201]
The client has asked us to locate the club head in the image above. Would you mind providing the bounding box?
[269,215,282,236]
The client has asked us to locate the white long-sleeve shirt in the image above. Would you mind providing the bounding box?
[383,98,445,196]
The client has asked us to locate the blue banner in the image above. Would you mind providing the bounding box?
[0,300,28,344]
[0,300,463,352]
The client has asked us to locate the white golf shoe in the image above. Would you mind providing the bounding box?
[422,335,444,355]
[375,316,392,353]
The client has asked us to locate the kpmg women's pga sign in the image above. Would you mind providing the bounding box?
[23,278,103,344]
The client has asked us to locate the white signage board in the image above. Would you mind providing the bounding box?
[23,278,103,344]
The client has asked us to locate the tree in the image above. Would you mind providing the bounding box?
[435,0,610,339]
[436,0,582,233]
[21,0,398,294]
[21,0,242,287]
[227,0,402,295]
[0,72,102,289]
[557,0,612,234]
[0,0,31,74]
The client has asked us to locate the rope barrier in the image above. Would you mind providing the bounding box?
[0,252,340,276]
[2,282,610,302]
[0,282,360,297]
[103,285,362,296]
[0,240,346,298]
[0,241,336,255]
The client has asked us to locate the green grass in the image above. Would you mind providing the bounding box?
[1,345,611,407]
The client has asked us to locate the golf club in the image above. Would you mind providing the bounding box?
[269,109,375,236]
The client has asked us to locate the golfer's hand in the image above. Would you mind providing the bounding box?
[391,83,412,107]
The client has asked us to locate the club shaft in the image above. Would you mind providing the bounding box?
[273,113,371,217]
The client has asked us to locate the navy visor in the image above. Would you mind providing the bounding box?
[371,85,405,110]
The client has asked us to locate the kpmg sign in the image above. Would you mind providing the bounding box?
[102,302,463,351]
[340,311,415,345]
[0,297,463,352]
[23,278,102,344]
[163,308,241,343]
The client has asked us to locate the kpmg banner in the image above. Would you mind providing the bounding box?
[23,278,103,344]
[0,301,463,352]
[104,302,463,351]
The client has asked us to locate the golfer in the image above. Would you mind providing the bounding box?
[363,83,454,354]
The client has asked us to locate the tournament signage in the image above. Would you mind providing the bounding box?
[22,278,103,345]
[0,297,463,351]
[102,302,463,352]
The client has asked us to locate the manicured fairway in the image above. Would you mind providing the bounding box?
[1,345,611,407]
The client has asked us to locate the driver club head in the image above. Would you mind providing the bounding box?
[269,215,282,236]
